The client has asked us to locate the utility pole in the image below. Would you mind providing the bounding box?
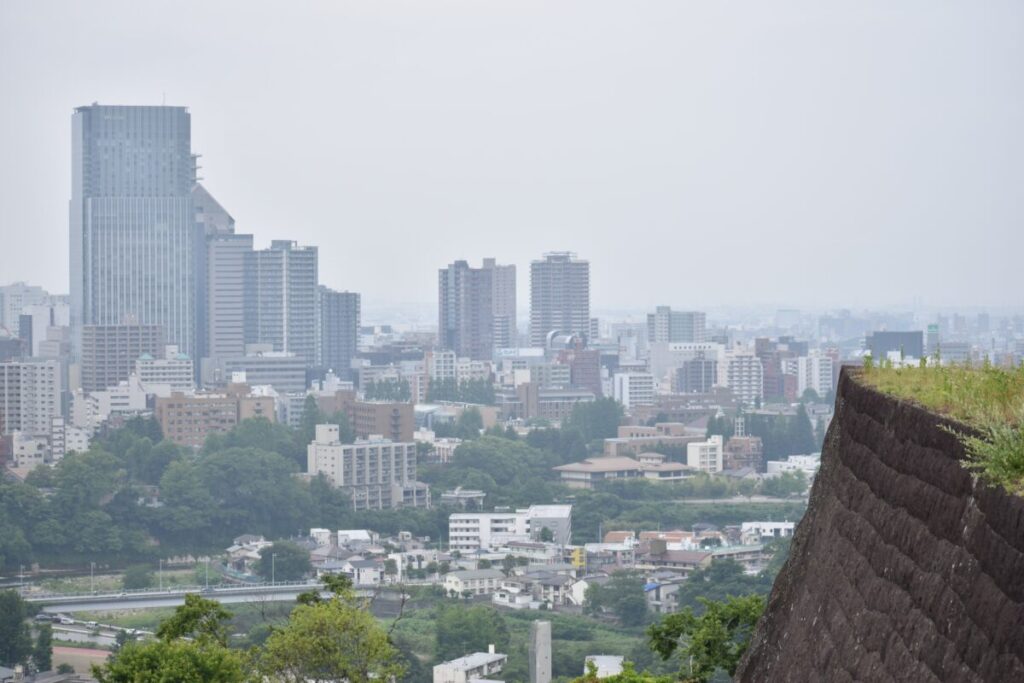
[90,562,95,593]
[159,559,163,590]
[272,553,277,586]
[205,559,209,589]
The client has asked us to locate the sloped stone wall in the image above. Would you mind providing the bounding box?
[736,368,1024,682]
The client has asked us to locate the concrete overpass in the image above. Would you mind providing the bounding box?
[24,581,339,612]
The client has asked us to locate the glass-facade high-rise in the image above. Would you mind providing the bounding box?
[70,105,197,357]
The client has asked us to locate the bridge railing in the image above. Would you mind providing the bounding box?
[23,579,324,602]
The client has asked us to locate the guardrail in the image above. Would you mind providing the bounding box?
[23,580,324,602]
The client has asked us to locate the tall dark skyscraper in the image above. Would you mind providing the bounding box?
[438,260,494,361]
[318,286,360,380]
[529,252,590,347]
[70,105,197,357]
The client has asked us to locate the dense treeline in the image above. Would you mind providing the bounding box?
[706,404,819,458]
[0,415,443,571]
[0,397,805,571]
[425,378,496,405]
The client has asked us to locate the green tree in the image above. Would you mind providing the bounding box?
[435,605,510,662]
[647,594,765,682]
[564,397,624,443]
[0,590,33,667]
[258,584,403,683]
[33,622,53,671]
[94,596,246,682]
[93,639,248,683]
[455,408,484,440]
[572,661,674,683]
[255,541,312,582]
[585,571,648,627]
[155,593,233,646]
[122,564,154,590]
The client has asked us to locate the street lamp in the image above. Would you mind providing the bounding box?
[90,562,95,594]
[271,553,277,587]
[159,559,163,591]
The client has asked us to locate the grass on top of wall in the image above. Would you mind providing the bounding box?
[859,360,1024,494]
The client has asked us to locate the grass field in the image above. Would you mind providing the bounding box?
[860,363,1024,492]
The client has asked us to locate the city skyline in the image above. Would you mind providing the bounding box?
[1,2,1022,311]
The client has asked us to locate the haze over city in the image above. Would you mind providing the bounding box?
[2,1,1022,313]
[1,3,1023,683]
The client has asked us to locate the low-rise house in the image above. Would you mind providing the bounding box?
[741,521,795,545]
[339,558,384,586]
[711,544,766,573]
[225,535,272,573]
[444,568,505,597]
[492,578,540,610]
[636,547,712,575]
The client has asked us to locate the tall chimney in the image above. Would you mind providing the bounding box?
[529,620,552,683]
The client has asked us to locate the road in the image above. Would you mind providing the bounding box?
[673,495,809,504]
[27,581,332,612]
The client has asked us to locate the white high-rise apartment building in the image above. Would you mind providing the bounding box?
[782,352,835,399]
[245,241,319,366]
[612,372,655,408]
[484,258,517,350]
[687,435,724,473]
[306,424,429,511]
[0,359,62,437]
[530,253,590,347]
[70,105,198,357]
[724,350,764,404]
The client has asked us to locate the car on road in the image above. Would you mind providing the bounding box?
[59,616,74,625]
[85,620,98,628]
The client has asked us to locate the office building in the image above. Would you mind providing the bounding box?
[0,282,52,333]
[245,240,318,366]
[448,504,572,552]
[351,400,416,443]
[675,353,718,393]
[687,435,724,474]
[80,323,164,393]
[438,260,494,361]
[155,385,276,448]
[867,331,924,360]
[0,359,63,437]
[530,252,590,346]
[647,307,706,344]
[70,105,197,356]
[219,345,307,393]
[318,287,360,379]
[612,372,655,408]
[306,424,430,510]
[135,345,195,391]
[204,230,253,369]
[484,258,517,349]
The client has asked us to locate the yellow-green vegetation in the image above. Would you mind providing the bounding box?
[860,362,1024,493]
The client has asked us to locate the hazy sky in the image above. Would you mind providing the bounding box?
[1,1,1021,315]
